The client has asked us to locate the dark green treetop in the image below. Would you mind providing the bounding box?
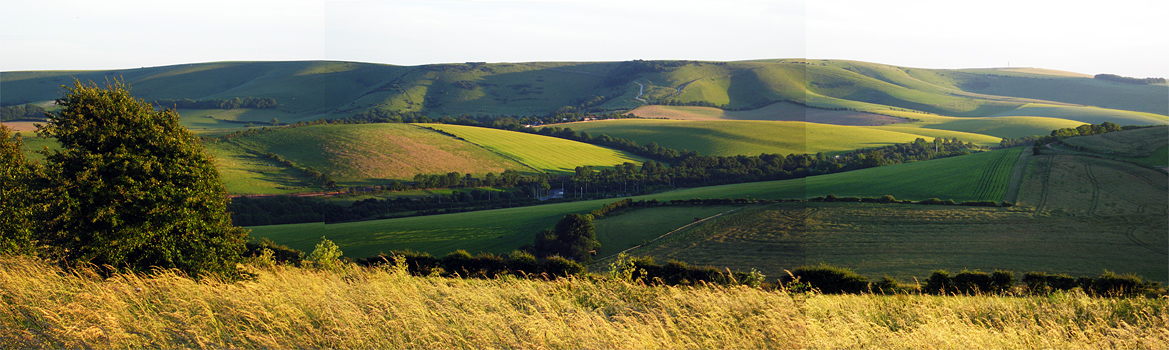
[35,80,248,277]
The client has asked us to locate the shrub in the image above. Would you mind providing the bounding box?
[953,270,993,294]
[245,239,303,265]
[789,265,870,294]
[925,270,952,294]
[541,256,584,277]
[874,276,899,294]
[507,250,539,275]
[442,250,474,276]
[1023,271,1078,294]
[991,270,1016,293]
[306,237,344,270]
[1091,271,1146,297]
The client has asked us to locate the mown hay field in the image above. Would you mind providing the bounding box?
[608,201,1168,284]
[1059,126,1168,158]
[592,205,744,257]
[421,123,646,175]
[3,256,1166,349]
[628,102,906,125]
[989,103,1169,126]
[555,119,938,157]
[1017,153,1168,216]
[209,123,530,190]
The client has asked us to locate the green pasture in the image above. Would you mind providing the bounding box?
[215,123,528,190]
[556,119,959,156]
[174,109,304,133]
[1055,126,1169,166]
[247,198,614,258]
[647,147,1022,202]
[615,202,1168,283]
[420,123,646,175]
[914,115,1088,139]
[204,141,318,195]
[592,205,744,257]
[1131,145,1169,167]
[1060,126,1169,156]
[251,148,1022,257]
[945,72,1169,116]
[989,103,1168,126]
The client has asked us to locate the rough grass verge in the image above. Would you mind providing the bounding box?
[2,255,1166,349]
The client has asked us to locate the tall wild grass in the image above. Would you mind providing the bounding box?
[2,255,1166,349]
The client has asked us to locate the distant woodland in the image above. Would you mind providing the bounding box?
[0,104,46,121]
[1094,74,1166,85]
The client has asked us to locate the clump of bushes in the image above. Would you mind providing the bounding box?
[925,270,1016,295]
[356,250,584,279]
[785,265,871,294]
[607,254,765,287]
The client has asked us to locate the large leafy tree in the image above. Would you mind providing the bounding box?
[0,126,40,255]
[34,80,248,277]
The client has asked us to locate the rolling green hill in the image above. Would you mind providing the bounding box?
[554,119,1003,156]
[987,103,1168,126]
[420,124,646,175]
[1059,126,1169,155]
[6,59,1164,127]
[208,123,643,194]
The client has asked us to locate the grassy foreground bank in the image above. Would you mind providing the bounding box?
[2,255,1166,349]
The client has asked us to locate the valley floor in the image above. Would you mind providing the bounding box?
[2,256,1166,349]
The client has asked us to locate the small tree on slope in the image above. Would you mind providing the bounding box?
[34,80,248,277]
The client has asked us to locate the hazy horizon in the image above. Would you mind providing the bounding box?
[2,0,1165,78]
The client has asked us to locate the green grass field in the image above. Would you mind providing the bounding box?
[628,103,912,126]
[251,148,1022,257]
[614,201,1168,283]
[174,108,301,134]
[639,147,1023,202]
[420,123,646,174]
[909,115,1088,139]
[553,119,947,156]
[205,141,320,195]
[988,103,1168,126]
[1059,126,1169,159]
[592,205,744,257]
[247,198,615,258]
[209,123,530,192]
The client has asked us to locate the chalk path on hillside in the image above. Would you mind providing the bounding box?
[633,81,647,104]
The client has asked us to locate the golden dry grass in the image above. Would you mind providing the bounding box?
[2,255,1166,349]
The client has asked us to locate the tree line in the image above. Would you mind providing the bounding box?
[1093,74,1166,85]
[152,96,278,109]
[229,188,547,226]
[0,103,47,121]
[782,265,1162,298]
[993,122,1155,154]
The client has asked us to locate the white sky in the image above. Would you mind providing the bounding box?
[1,0,1165,78]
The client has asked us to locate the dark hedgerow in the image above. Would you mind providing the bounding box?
[788,265,870,294]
